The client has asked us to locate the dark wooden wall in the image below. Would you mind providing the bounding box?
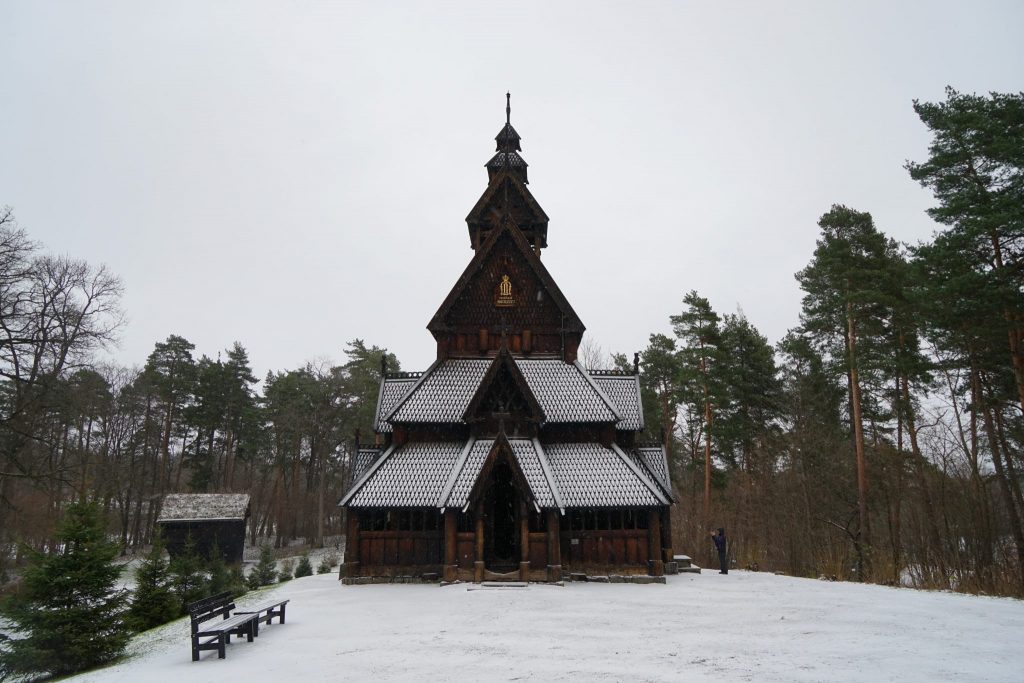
[159,520,246,565]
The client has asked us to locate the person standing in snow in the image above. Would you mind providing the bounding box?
[710,528,728,574]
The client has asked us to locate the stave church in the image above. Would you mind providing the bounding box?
[339,96,674,583]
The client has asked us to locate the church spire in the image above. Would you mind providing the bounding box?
[466,94,549,251]
[488,93,527,182]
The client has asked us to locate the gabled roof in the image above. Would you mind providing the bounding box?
[158,493,250,522]
[517,359,620,424]
[351,447,383,485]
[634,446,674,500]
[340,442,465,507]
[465,171,548,229]
[379,357,623,429]
[592,374,644,431]
[463,348,545,423]
[429,220,583,334]
[340,437,666,510]
[385,359,491,424]
[544,443,667,507]
[374,376,419,433]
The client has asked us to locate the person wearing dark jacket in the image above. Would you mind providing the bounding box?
[711,528,728,574]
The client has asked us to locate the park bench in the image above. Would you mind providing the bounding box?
[188,592,260,661]
[235,598,290,627]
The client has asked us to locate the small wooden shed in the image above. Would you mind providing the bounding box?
[157,493,251,565]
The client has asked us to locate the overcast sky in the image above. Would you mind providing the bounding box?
[2,1,1022,378]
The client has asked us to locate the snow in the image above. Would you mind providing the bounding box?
[71,571,1024,682]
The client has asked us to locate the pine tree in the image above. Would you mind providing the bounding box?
[671,291,725,522]
[250,545,277,587]
[127,533,178,632]
[205,541,231,596]
[294,554,313,578]
[796,205,901,581]
[169,536,207,613]
[0,502,130,679]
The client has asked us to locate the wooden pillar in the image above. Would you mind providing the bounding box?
[474,505,485,583]
[546,509,562,582]
[647,508,664,576]
[343,509,360,579]
[519,499,530,581]
[443,509,458,583]
[660,506,674,563]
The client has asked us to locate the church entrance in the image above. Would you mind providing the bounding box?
[483,460,520,572]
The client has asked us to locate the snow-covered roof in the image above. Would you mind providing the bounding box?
[635,446,672,499]
[375,358,636,430]
[340,439,667,510]
[386,360,491,424]
[544,443,664,508]
[374,376,420,433]
[592,374,644,431]
[345,442,466,507]
[157,493,250,522]
[351,448,383,484]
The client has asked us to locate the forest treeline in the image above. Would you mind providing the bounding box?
[626,88,1024,596]
[0,207,399,572]
[1,87,1021,597]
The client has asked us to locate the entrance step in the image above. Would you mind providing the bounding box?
[468,581,529,591]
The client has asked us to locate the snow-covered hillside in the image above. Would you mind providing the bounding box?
[72,571,1024,682]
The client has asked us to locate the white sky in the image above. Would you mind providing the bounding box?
[2,1,1022,377]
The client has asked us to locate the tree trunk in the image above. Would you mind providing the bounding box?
[846,305,871,580]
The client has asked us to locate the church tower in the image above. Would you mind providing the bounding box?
[429,95,584,362]
[340,97,675,585]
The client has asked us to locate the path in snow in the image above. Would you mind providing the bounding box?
[72,570,1024,682]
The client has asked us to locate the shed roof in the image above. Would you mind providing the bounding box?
[158,493,251,522]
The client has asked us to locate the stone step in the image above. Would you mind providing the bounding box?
[468,581,528,591]
[673,554,693,568]
[678,565,701,574]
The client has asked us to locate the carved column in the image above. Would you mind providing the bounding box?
[546,509,562,582]
[474,505,485,583]
[443,509,458,583]
[343,509,360,579]
[519,499,530,581]
[660,506,674,563]
[647,508,664,576]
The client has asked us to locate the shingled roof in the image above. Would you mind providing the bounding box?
[385,359,492,424]
[340,438,667,510]
[376,357,630,430]
[592,374,644,431]
[158,493,250,522]
[374,376,419,433]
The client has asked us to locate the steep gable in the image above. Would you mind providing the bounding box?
[429,220,585,359]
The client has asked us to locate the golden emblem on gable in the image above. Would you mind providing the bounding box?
[495,274,515,307]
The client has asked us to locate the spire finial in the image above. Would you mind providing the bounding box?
[506,92,511,125]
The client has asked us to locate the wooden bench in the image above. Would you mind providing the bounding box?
[188,592,260,661]
[235,598,290,627]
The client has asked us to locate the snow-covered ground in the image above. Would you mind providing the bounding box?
[73,570,1024,682]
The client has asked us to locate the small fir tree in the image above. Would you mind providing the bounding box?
[317,555,333,574]
[0,502,130,679]
[251,545,277,587]
[169,536,208,613]
[277,559,294,582]
[128,533,178,632]
[227,565,249,598]
[205,541,231,597]
[294,554,313,578]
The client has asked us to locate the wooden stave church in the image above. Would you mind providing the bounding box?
[339,97,674,583]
